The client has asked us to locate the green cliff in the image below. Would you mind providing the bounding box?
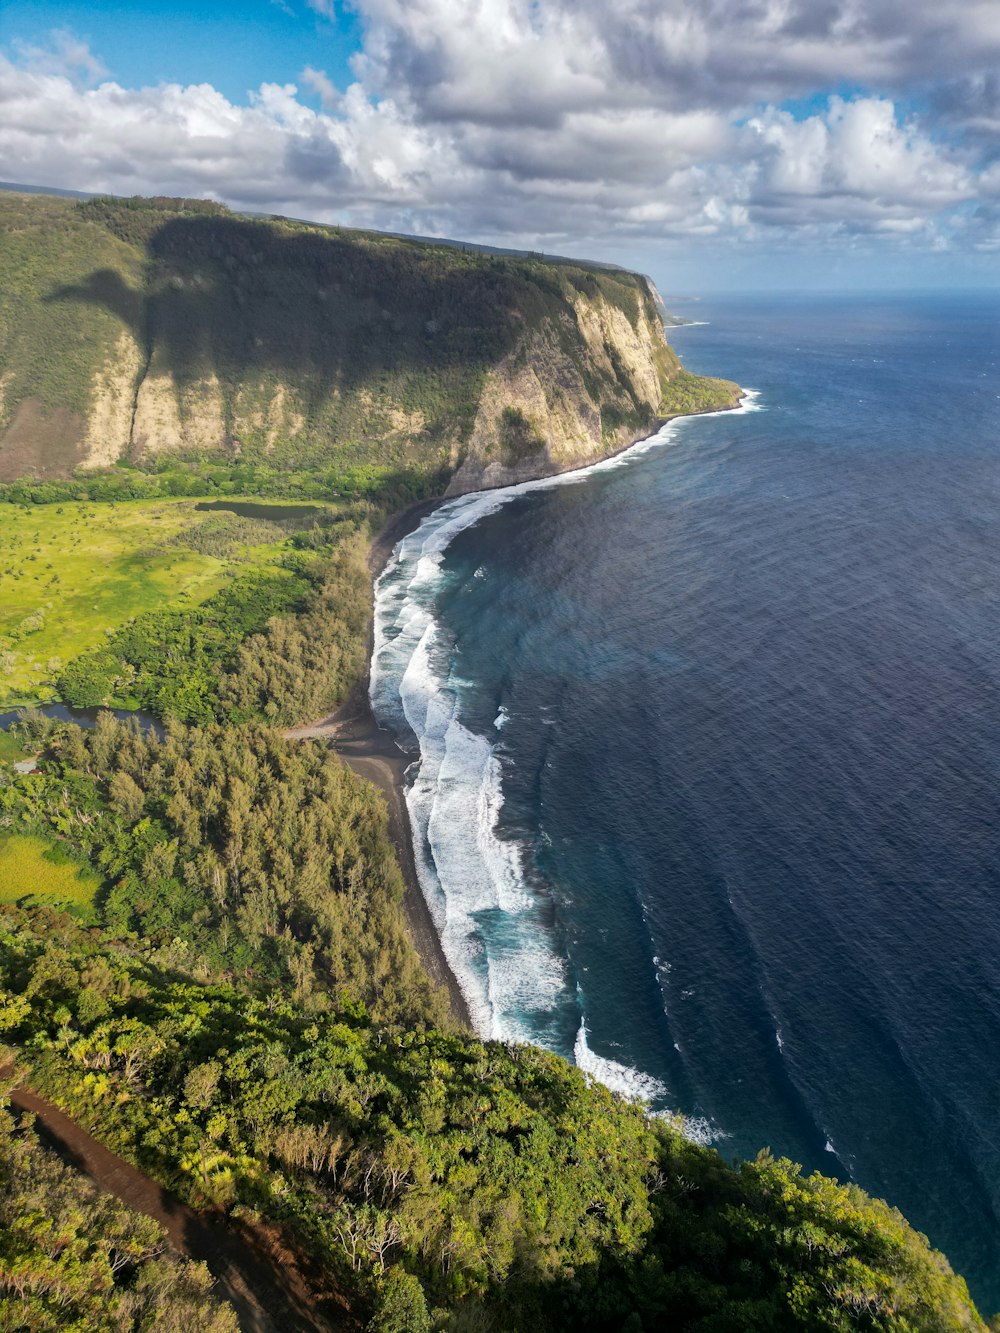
[0,191,737,490]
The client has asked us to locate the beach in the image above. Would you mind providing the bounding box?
[290,402,751,1037]
[286,497,473,1028]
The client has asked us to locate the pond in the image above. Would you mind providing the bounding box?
[194,500,324,522]
[0,703,162,737]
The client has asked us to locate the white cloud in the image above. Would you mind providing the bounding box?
[0,4,996,262]
[301,65,339,108]
[746,97,973,227]
[11,29,106,84]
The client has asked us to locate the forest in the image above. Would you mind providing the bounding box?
[0,714,991,1331]
[0,1094,238,1331]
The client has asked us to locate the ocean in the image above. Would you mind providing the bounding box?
[369,292,1000,1310]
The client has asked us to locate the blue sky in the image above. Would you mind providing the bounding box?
[1,0,998,290]
[1,0,362,104]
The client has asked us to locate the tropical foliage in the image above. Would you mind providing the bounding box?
[0,1096,237,1331]
[0,900,985,1332]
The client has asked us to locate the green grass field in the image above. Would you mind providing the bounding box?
[0,731,28,763]
[0,497,331,703]
[0,835,100,915]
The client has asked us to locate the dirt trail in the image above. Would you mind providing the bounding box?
[6,1080,353,1333]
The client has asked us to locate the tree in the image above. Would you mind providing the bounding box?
[367,1267,431,1333]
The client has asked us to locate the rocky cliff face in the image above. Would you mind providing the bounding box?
[446,287,682,494]
[0,193,738,486]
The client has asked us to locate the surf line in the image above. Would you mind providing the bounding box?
[370,393,762,1096]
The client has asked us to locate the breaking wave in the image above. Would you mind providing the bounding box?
[370,397,759,1090]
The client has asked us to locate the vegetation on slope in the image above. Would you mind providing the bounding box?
[0,1097,237,1331]
[0,194,144,478]
[0,904,986,1332]
[0,192,737,487]
[0,723,989,1331]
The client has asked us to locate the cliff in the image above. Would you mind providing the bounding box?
[0,192,739,488]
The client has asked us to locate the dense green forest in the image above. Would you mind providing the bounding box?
[0,714,445,1027]
[0,719,990,1330]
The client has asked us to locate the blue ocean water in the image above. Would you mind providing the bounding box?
[371,293,1000,1309]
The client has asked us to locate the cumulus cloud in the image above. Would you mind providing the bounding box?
[0,0,996,261]
[746,98,973,227]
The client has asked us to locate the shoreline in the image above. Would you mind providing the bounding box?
[286,496,471,1027]
[291,393,746,1033]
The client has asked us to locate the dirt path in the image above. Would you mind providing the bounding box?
[6,1080,354,1333]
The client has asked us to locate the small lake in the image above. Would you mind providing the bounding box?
[194,501,324,522]
[0,703,162,737]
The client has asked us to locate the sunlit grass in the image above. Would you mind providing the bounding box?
[0,497,303,704]
[0,731,28,763]
[0,835,100,915]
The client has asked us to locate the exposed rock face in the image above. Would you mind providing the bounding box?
[446,288,679,495]
[0,192,738,487]
[82,333,143,468]
[132,371,227,458]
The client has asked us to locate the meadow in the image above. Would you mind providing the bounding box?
[0,496,336,703]
[0,834,100,915]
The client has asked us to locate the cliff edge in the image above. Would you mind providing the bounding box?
[0,192,739,488]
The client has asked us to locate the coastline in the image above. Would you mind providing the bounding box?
[290,395,746,1035]
[286,496,472,1026]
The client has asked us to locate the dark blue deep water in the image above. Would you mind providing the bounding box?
[372,293,1000,1309]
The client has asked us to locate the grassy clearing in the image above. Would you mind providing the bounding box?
[0,834,100,914]
[0,731,28,763]
[0,497,333,703]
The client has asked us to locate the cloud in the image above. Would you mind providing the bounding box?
[0,5,996,264]
[301,65,339,108]
[11,28,106,84]
[746,98,972,222]
[350,0,1000,120]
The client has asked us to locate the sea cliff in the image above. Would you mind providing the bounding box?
[0,190,738,487]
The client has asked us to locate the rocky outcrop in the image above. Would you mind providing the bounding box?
[445,285,682,495]
[132,371,227,458]
[82,333,143,468]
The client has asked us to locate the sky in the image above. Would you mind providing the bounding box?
[1,0,999,291]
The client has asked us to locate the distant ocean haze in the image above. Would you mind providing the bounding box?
[370,292,1000,1310]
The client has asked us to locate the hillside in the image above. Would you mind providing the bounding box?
[0,192,737,494]
[0,712,988,1331]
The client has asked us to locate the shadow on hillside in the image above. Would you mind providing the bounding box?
[44,215,543,423]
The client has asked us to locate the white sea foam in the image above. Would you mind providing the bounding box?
[574,1020,668,1104]
[679,1116,732,1147]
[370,394,761,1048]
